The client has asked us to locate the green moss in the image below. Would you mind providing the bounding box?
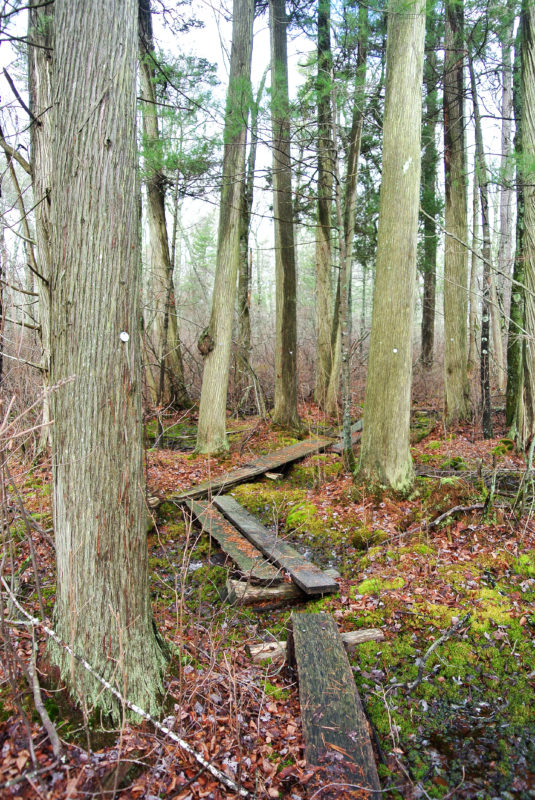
[263,681,290,700]
[286,454,342,488]
[440,455,467,470]
[426,440,442,450]
[286,501,318,531]
[513,551,535,577]
[355,575,405,596]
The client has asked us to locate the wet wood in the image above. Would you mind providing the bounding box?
[249,627,385,663]
[330,419,363,455]
[288,612,381,797]
[213,495,338,595]
[185,501,281,585]
[173,436,334,501]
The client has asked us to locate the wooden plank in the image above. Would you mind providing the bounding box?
[289,612,381,797]
[185,501,281,585]
[213,495,338,595]
[248,628,385,663]
[173,436,334,501]
[331,420,363,455]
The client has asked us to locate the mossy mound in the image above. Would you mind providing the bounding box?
[286,454,343,489]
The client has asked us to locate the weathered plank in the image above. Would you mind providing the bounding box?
[185,501,281,585]
[248,628,385,663]
[330,420,363,455]
[213,495,338,595]
[288,612,381,797]
[173,436,334,501]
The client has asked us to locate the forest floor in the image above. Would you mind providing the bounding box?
[1,402,535,799]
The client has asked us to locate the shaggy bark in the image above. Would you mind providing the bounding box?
[358,0,425,491]
[48,0,166,720]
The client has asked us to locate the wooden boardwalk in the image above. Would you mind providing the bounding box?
[288,612,381,797]
[185,500,281,585]
[173,436,334,501]
[214,495,338,595]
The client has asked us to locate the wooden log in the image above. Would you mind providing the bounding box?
[185,501,281,585]
[248,628,385,663]
[213,495,338,595]
[173,436,334,501]
[288,612,381,797]
[225,578,304,605]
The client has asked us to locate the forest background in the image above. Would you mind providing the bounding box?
[0,0,535,799]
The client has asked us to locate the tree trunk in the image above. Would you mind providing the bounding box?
[516,0,535,449]
[314,0,334,408]
[420,5,439,369]
[467,169,480,376]
[237,67,268,407]
[48,0,166,720]
[270,0,300,429]
[469,56,493,438]
[325,2,368,416]
[196,0,254,452]
[28,1,53,452]
[357,0,425,492]
[506,23,524,432]
[498,6,515,323]
[139,0,189,409]
[443,0,470,423]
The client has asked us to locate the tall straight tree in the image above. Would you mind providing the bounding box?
[139,0,189,409]
[270,0,300,429]
[420,2,440,369]
[325,1,368,416]
[48,0,166,718]
[314,0,334,408]
[506,22,524,431]
[516,0,535,449]
[469,55,493,438]
[443,0,470,423]
[196,0,254,452]
[358,0,426,492]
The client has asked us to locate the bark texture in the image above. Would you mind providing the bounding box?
[49,0,165,719]
[517,0,535,448]
[270,0,299,429]
[358,0,425,492]
[196,0,254,452]
[314,0,334,408]
[420,7,439,369]
[443,0,470,423]
[139,0,189,409]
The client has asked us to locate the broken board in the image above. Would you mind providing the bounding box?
[185,501,281,585]
[330,420,363,455]
[173,436,334,501]
[213,495,338,596]
[288,612,381,797]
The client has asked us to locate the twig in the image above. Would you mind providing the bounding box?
[407,613,471,691]
[0,580,250,798]
[3,68,41,126]
[428,503,485,529]
[30,628,63,759]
